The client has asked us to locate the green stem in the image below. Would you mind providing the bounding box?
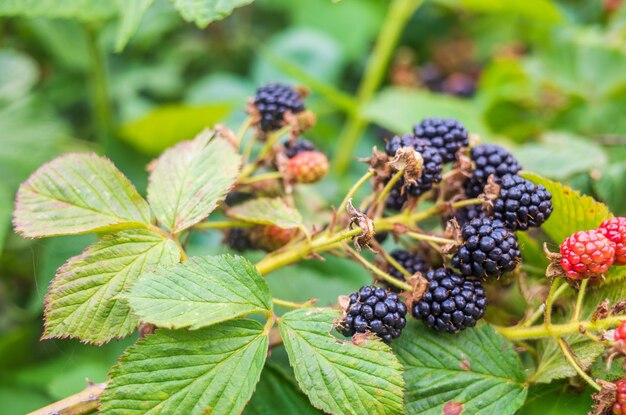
[240,125,291,179]
[544,279,562,334]
[238,171,283,185]
[373,169,404,210]
[379,248,412,278]
[572,279,589,323]
[521,282,569,327]
[557,337,601,391]
[235,117,253,148]
[495,315,625,340]
[344,244,412,292]
[272,298,316,309]
[334,0,423,172]
[195,220,254,230]
[332,170,376,234]
[404,231,456,245]
[450,198,484,209]
[84,23,114,148]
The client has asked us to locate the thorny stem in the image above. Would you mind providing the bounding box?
[557,337,602,391]
[28,382,107,415]
[343,244,413,291]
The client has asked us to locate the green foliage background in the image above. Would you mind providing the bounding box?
[1,0,626,413]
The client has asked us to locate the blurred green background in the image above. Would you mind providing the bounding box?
[1,0,626,413]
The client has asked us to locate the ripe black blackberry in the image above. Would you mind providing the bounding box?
[225,228,254,252]
[382,249,430,292]
[465,144,522,197]
[385,133,418,156]
[451,217,520,279]
[493,174,553,231]
[385,183,407,211]
[339,285,408,344]
[453,203,484,226]
[285,138,316,158]
[412,268,486,333]
[253,83,305,132]
[412,118,469,163]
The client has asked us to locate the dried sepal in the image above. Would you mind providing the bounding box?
[388,147,424,188]
[588,379,617,415]
[347,200,375,252]
[544,243,565,279]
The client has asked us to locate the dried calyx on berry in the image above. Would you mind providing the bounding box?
[412,267,487,333]
[382,249,430,292]
[412,117,469,163]
[252,83,305,132]
[339,285,408,344]
[451,217,521,279]
[598,217,626,266]
[559,230,616,280]
[491,174,553,231]
[464,144,522,197]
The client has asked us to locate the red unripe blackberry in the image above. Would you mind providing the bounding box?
[614,320,626,342]
[614,378,626,415]
[598,217,626,265]
[560,230,615,280]
[286,151,329,184]
[248,225,297,251]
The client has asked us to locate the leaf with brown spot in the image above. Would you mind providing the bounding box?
[443,401,463,415]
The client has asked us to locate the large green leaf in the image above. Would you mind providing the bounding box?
[0,50,38,102]
[119,104,233,155]
[0,0,116,20]
[171,0,254,28]
[147,129,241,233]
[518,384,593,415]
[227,197,303,229]
[100,319,268,415]
[244,364,324,415]
[114,0,154,51]
[14,153,152,238]
[43,229,180,344]
[126,255,271,330]
[394,321,527,415]
[522,172,611,244]
[278,308,405,415]
[362,87,486,136]
[532,336,604,384]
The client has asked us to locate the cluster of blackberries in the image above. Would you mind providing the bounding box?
[339,285,407,344]
[253,83,305,132]
[384,118,468,210]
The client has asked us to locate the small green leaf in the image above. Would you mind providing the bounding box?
[43,229,180,344]
[395,321,527,415]
[228,197,303,229]
[114,0,154,52]
[119,104,233,155]
[126,255,271,329]
[244,364,324,415]
[147,129,241,233]
[521,172,611,244]
[532,336,604,384]
[362,87,487,136]
[100,319,268,415]
[171,0,254,28]
[278,308,405,415]
[0,0,117,20]
[14,153,152,238]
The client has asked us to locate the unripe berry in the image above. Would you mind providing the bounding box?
[598,217,626,265]
[560,230,616,280]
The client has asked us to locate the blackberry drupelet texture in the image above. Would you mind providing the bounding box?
[339,285,408,344]
[465,144,522,197]
[451,217,521,279]
[285,138,316,158]
[381,249,430,292]
[286,151,329,184]
[385,185,408,211]
[560,230,615,280]
[492,174,553,231]
[385,133,418,156]
[412,118,469,162]
[253,83,305,132]
[598,217,626,265]
[614,378,626,415]
[453,203,485,226]
[412,267,486,333]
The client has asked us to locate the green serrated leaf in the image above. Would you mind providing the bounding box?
[171,0,254,28]
[228,197,303,229]
[14,153,152,238]
[521,172,611,244]
[278,308,405,415]
[43,229,179,345]
[532,336,604,384]
[394,321,527,415]
[100,319,268,415]
[114,0,154,51]
[119,104,233,155]
[147,129,241,233]
[0,0,117,20]
[244,364,324,415]
[126,254,271,329]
